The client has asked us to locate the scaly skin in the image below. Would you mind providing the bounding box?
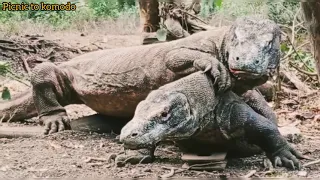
[1,16,280,135]
[120,72,307,170]
[145,14,280,126]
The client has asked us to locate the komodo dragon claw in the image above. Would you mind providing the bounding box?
[210,60,232,94]
[268,144,308,170]
[39,112,71,135]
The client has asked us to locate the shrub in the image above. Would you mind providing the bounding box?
[267,0,300,25]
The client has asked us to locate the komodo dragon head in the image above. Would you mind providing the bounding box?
[120,90,196,149]
[221,16,281,80]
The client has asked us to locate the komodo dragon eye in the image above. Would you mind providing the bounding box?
[161,112,168,118]
[159,111,171,123]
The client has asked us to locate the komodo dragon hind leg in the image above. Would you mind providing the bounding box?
[31,62,82,135]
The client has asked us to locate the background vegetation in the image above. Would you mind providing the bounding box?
[0,0,301,31]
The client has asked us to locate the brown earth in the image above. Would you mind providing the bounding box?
[1,32,320,178]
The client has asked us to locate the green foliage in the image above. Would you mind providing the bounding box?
[88,0,120,18]
[292,51,316,73]
[1,87,11,100]
[214,0,269,19]
[280,43,290,52]
[0,61,11,76]
[85,0,137,18]
[281,43,316,74]
[267,0,300,25]
[215,0,223,9]
[208,0,299,26]
[0,61,12,100]
[0,0,138,30]
[118,0,136,10]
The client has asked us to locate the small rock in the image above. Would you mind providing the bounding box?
[80,46,91,52]
[314,114,320,121]
[0,166,8,172]
[298,171,308,177]
[62,153,69,157]
[278,126,302,143]
[0,165,10,172]
[99,143,105,148]
[182,163,189,169]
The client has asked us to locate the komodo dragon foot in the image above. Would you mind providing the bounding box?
[267,143,308,170]
[39,111,71,135]
[30,62,81,134]
[115,148,155,167]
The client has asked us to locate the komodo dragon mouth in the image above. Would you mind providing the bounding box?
[229,68,261,79]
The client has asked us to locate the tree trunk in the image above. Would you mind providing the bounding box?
[138,0,209,45]
[300,2,320,83]
[138,0,160,32]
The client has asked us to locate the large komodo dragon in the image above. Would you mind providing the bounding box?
[120,71,307,170]
[1,16,280,135]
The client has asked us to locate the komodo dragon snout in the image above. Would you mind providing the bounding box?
[224,17,281,80]
[120,90,197,149]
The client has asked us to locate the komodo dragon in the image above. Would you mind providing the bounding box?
[120,71,306,170]
[0,16,280,135]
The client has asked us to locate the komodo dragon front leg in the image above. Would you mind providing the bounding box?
[165,48,232,93]
[226,101,305,169]
[30,62,83,134]
[240,89,277,124]
[232,78,278,125]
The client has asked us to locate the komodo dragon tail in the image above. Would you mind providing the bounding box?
[0,90,37,122]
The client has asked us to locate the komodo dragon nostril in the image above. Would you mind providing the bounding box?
[131,133,138,137]
[255,60,260,64]
[236,57,240,61]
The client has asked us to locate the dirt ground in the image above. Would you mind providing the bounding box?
[1,32,320,178]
